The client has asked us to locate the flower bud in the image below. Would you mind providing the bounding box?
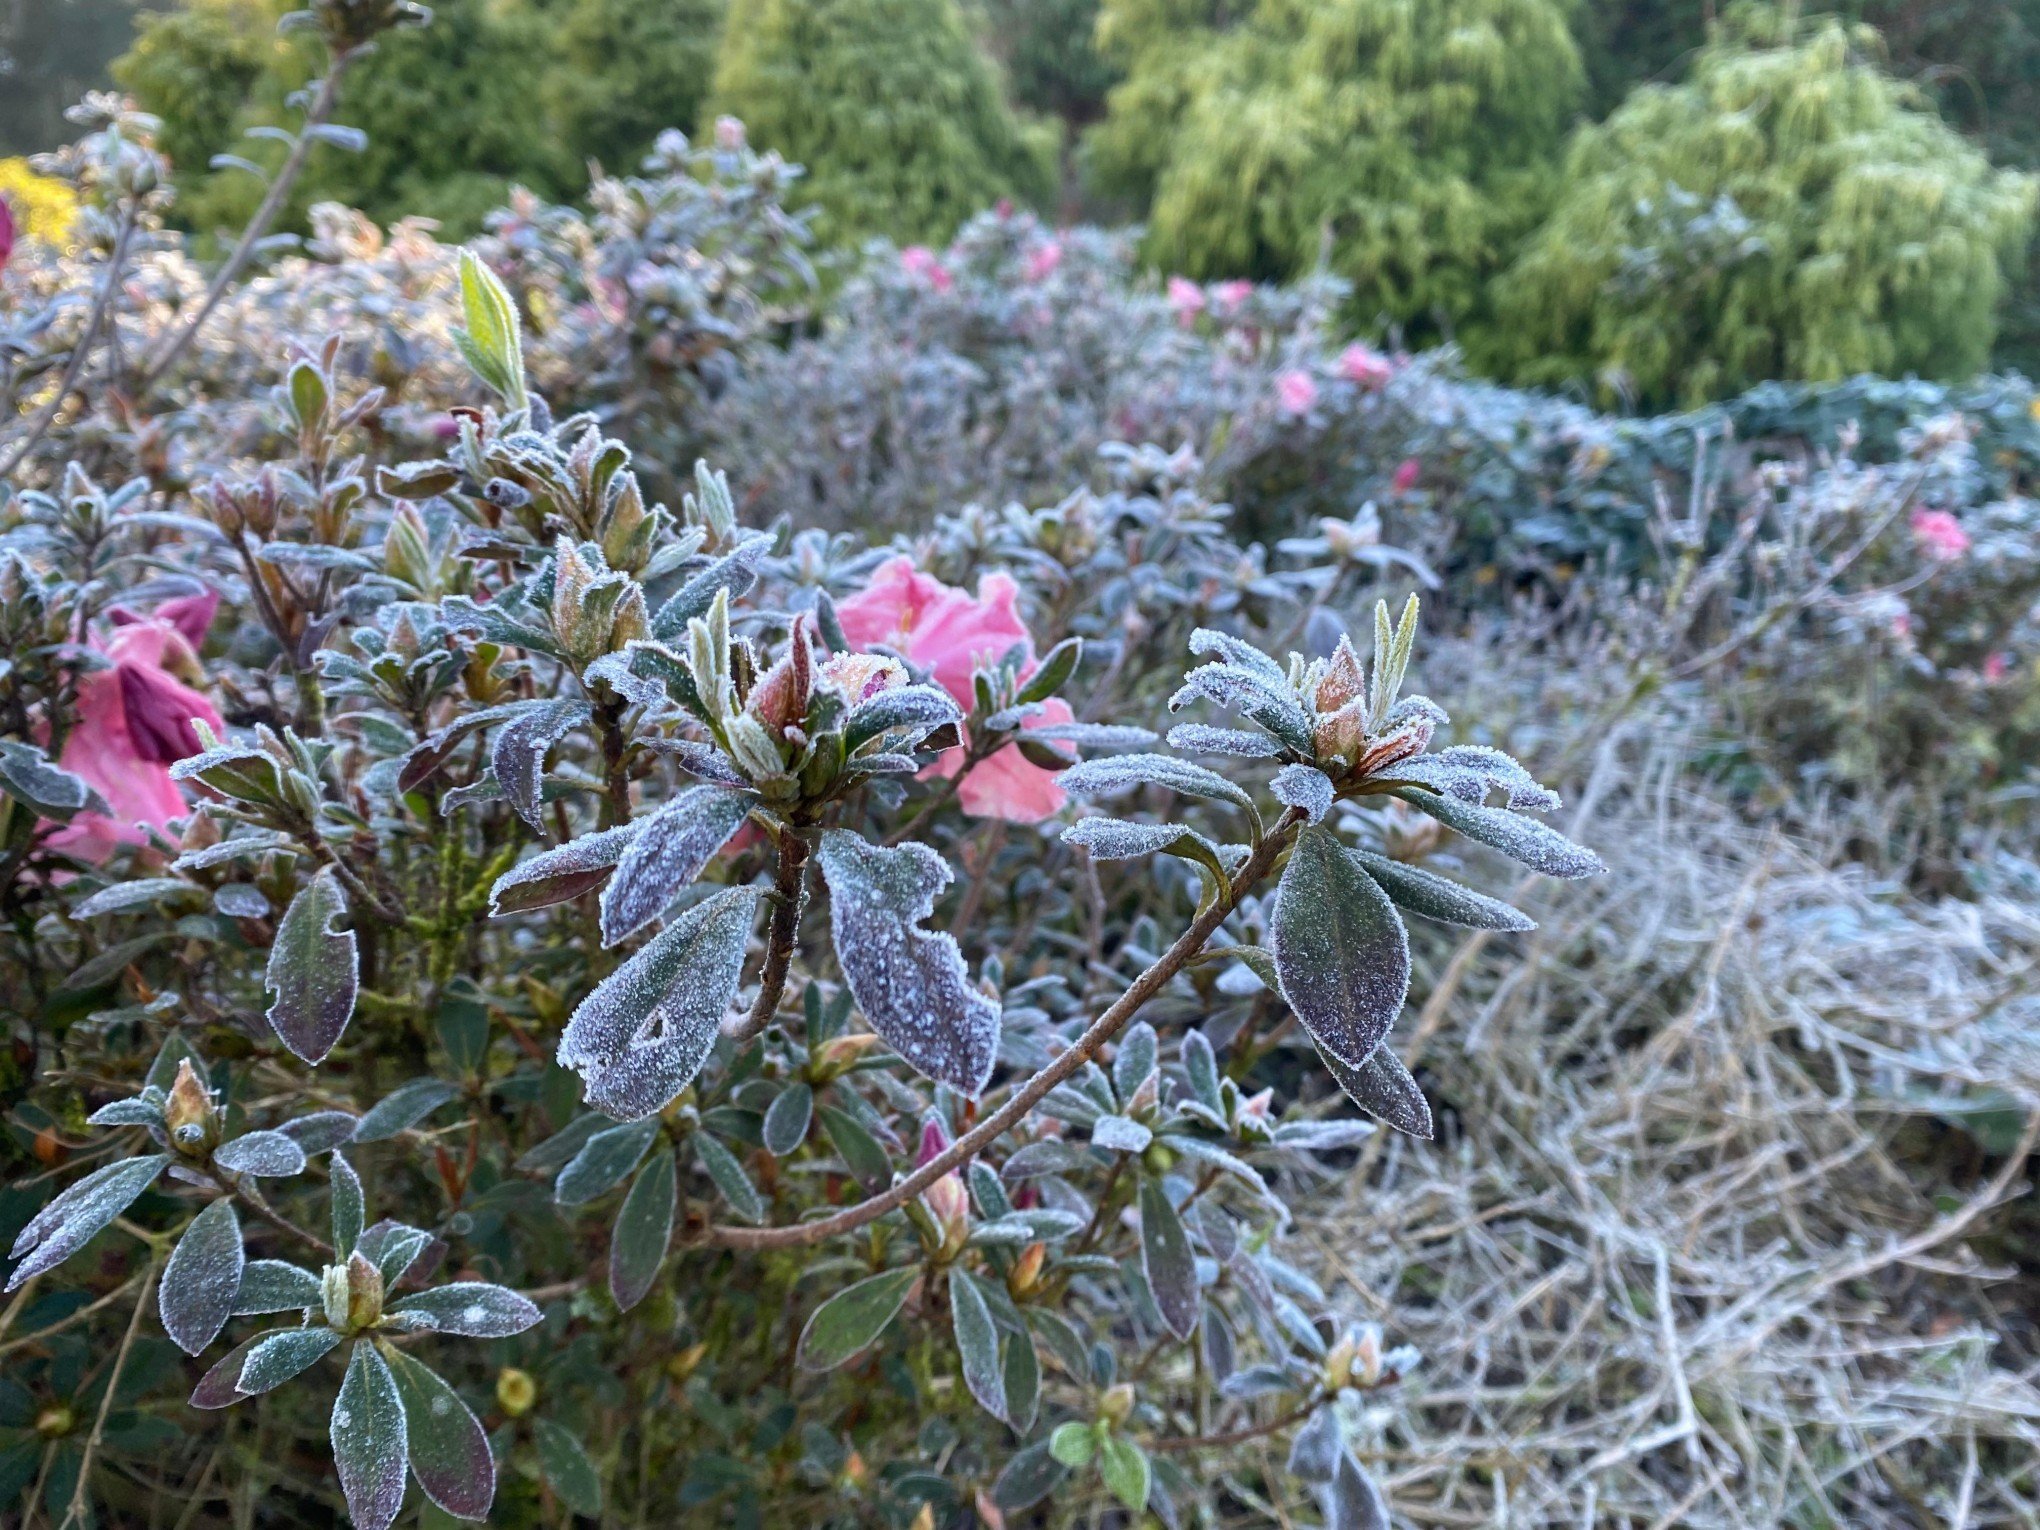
[496,1366,537,1417]
[666,1341,708,1385]
[811,1031,884,1083]
[1009,1242,1047,1298]
[163,1058,217,1155]
[322,1251,385,1333]
[1099,1383,1135,1425]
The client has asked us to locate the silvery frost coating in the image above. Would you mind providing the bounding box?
[1,128,1607,1523]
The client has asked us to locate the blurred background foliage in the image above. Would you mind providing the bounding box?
[6,0,2040,397]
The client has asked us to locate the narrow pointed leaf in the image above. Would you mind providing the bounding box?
[693,1132,763,1223]
[1350,849,1534,931]
[950,1268,1007,1423]
[1314,1041,1433,1139]
[1389,787,1604,880]
[609,1149,676,1312]
[7,1155,167,1291]
[491,699,591,830]
[330,1152,364,1253]
[554,1118,660,1205]
[1055,753,1254,814]
[762,1083,814,1157]
[1139,1176,1199,1341]
[796,1267,919,1371]
[332,1343,408,1530]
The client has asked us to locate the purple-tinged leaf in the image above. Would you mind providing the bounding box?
[1350,850,1534,932]
[817,831,1001,1097]
[191,1327,340,1407]
[279,1111,358,1154]
[387,1282,540,1337]
[357,1220,435,1288]
[644,737,749,787]
[1139,1175,1199,1341]
[609,1148,676,1312]
[558,887,760,1121]
[1270,826,1409,1068]
[843,684,964,751]
[598,786,754,946]
[7,1155,167,1291]
[488,823,640,916]
[265,867,357,1065]
[1314,1040,1433,1140]
[490,698,591,829]
[213,1129,308,1178]
[333,1343,408,1530]
[160,1198,243,1354]
[383,1347,494,1521]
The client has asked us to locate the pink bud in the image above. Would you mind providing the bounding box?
[1392,458,1421,493]
[1024,240,1063,282]
[900,246,953,293]
[1909,508,1971,561]
[0,200,14,273]
[1212,280,1252,313]
[1275,369,1318,417]
[1985,651,2011,683]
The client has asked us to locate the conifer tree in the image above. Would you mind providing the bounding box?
[1490,13,2038,406]
[1085,0,1585,336]
[707,0,1056,248]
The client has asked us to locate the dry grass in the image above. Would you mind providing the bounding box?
[1297,691,2040,1527]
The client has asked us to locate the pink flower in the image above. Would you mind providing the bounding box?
[915,1116,970,1254]
[0,200,13,273]
[834,556,1071,822]
[1275,369,1318,417]
[1890,609,1913,640]
[900,246,953,293]
[1984,651,2011,684]
[46,593,225,863]
[1392,458,1421,493]
[1024,240,1063,282]
[1338,344,1393,388]
[1211,280,1252,313]
[1910,509,1971,561]
[1166,277,1205,324]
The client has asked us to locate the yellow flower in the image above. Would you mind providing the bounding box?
[0,160,78,249]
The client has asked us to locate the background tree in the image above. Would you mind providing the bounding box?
[546,0,727,177]
[1490,11,2038,406]
[1085,0,1586,342]
[707,0,1056,248]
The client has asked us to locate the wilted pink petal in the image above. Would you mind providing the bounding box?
[1275,369,1318,417]
[0,200,14,273]
[1910,508,1971,561]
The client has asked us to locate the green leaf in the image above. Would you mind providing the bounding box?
[265,867,358,1065]
[330,1152,365,1252]
[455,249,527,409]
[332,1344,408,1530]
[1098,1433,1151,1514]
[1349,849,1535,931]
[6,1154,168,1292]
[795,1267,920,1371]
[534,1418,602,1516]
[818,1104,892,1188]
[1138,1175,1199,1341]
[1015,636,1082,705]
[352,1078,458,1143]
[384,1347,494,1521]
[0,740,106,821]
[1001,1324,1040,1435]
[693,1132,763,1223]
[1388,786,1604,880]
[1269,826,1409,1068]
[1048,1420,1096,1467]
[609,1148,676,1313]
[949,1268,1006,1423]
[1055,753,1257,815]
[160,1198,243,1355]
[555,1118,661,1206]
[762,1082,814,1157]
[1313,1040,1433,1140]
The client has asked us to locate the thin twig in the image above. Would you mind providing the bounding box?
[58,1255,159,1530]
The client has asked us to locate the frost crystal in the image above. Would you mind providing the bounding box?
[559,886,760,1120]
[1390,786,1605,879]
[490,698,593,828]
[1270,826,1410,1067]
[817,830,1001,1097]
[598,786,755,946]
[489,822,642,917]
[265,867,358,1066]
[1056,753,1254,813]
[1165,724,1281,758]
[1270,764,1334,823]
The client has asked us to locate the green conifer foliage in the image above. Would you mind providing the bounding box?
[1085,0,1585,333]
[706,0,1056,248]
[548,0,727,176]
[1491,16,2039,406]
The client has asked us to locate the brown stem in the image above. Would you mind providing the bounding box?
[696,809,1303,1250]
[1147,1395,1323,1453]
[0,205,138,480]
[728,828,810,1045]
[137,55,355,390]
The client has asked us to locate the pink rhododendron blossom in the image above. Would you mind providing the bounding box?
[1984,651,2011,683]
[1275,369,1318,417]
[1910,509,1971,561]
[1166,277,1205,324]
[834,556,1072,822]
[1211,279,1252,313]
[1024,240,1063,282]
[899,246,953,293]
[0,200,13,273]
[1392,458,1421,493]
[46,592,225,863]
[1338,344,1393,388]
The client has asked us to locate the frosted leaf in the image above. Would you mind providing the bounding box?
[817,830,1001,1098]
[214,883,271,919]
[1324,1451,1393,1530]
[843,684,964,751]
[1382,694,1450,731]
[356,1220,435,1288]
[583,649,666,709]
[279,1111,358,1154]
[1434,744,1560,811]
[1288,1405,1343,1483]
[334,1344,409,1530]
[393,700,528,794]
[490,698,592,829]
[694,1132,764,1223]
[1187,628,1287,684]
[851,752,921,774]
[173,831,290,871]
[72,878,197,918]
[351,1078,457,1144]
[1314,1040,1433,1140]
[7,1154,167,1291]
[1061,817,1219,869]
[643,737,749,787]
[159,1198,243,1354]
[213,1129,309,1178]
[384,1347,496,1520]
[1000,1140,1098,1180]
[1391,787,1604,880]
[650,530,773,639]
[1169,664,1316,755]
[1090,1115,1153,1154]
[489,822,641,917]
[1027,722,1157,750]
[1270,764,1334,824]
[1113,1022,1157,1101]
[265,867,358,1065]
[950,1268,1008,1423]
[598,786,755,947]
[88,1097,162,1127]
[554,1118,660,1205]
[1160,1134,1282,1216]
[1165,724,1280,758]
[558,887,760,1120]
[234,1327,341,1396]
[1138,1176,1199,1341]
[0,739,106,820]
[330,1152,365,1252]
[1270,826,1409,1068]
[1350,849,1535,932]
[387,1281,541,1337]
[1055,753,1254,814]
[233,1258,322,1315]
